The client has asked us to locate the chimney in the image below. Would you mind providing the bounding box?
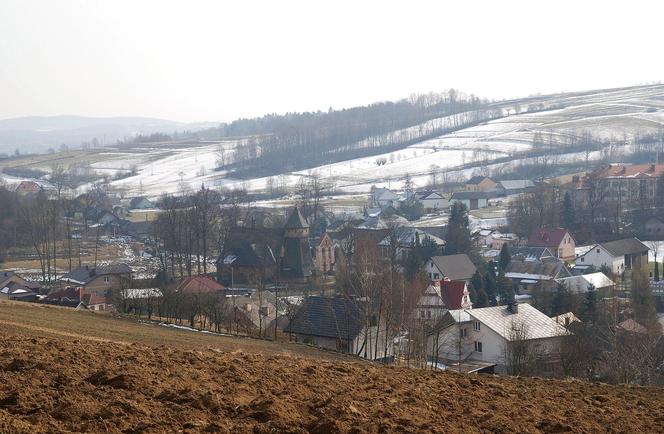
[508,301,519,314]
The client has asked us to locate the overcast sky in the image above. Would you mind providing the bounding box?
[1,0,663,123]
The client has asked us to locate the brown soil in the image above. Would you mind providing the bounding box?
[1,302,664,433]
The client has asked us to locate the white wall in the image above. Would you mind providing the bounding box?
[576,245,623,274]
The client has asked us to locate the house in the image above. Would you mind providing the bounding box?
[59,263,132,296]
[427,303,567,374]
[527,228,575,260]
[230,291,278,334]
[412,279,472,322]
[505,258,571,292]
[370,188,401,209]
[0,271,40,293]
[450,191,489,210]
[591,163,664,208]
[14,180,42,195]
[426,254,477,283]
[417,191,449,212]
[489,232,519,250]
[555,272,614,294]
[286,296,393,360]
[98,210,120,225]
[313,233,336,275]
[175,276,224,294]
[378,227,445,262]
[552,312,581,329]
[129,197,156,210]
[465,176,496,192]
[43,287,110,311]
[574,238,649,275]
[0,284,38,302]
[644,216,664,239]
[496,180,535,195]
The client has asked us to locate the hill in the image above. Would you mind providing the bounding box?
[1,301,663,433]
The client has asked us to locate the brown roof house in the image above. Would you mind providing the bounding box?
[527,228,575,260]
[465,176,496,192]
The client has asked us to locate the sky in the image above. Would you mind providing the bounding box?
[1,0,663,123]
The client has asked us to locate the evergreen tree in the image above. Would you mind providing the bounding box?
[497,271,515,305]
[561,191,576,229]
[631,269,658,328]
[581,284,598,324]
[550,281,572,316]
[474,285,489,307]
[499,243,511,272]
[445,202,471,255]
[655,260,660,282]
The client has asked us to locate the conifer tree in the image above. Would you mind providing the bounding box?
[499,243,511,271]
[561,191,576,229]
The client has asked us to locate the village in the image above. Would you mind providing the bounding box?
[1,162,664,384]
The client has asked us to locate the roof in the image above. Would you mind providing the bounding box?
[451,191,489,200]
[467,176,491,185]
[498,180,535,190]
[508,247,554,261]
[440,280,468,310]
[527,228,570,248]
[285,296,363,340]
[419,191,444,200]
[372,188,399,200]
[80,293,107,306]
[430,254,477,282]
[592,163,664,180]
[357,214,409,230]
[280,237,314,278]
[617,319,648,334]
[125,288,163,299]
[506,258,570,281]
[284,207,309,230]
[599,238,649,257]
[60,263,132,285]
[378,227,445,248]
[468,304,568,341]
[552,312,581,327]
[556,272,613,293]
[175,276,224,294]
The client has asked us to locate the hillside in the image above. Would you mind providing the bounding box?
[2,84,664,198]
[1,301,664,433]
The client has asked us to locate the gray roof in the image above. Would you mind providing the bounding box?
[508,247,554,261]
[451,191,489,200]
[468,304,568,341]
[284,207,309,229]
[556,272,614,293]
[378,227,445,248]
[285,296,362,340]
[467,176,491,185]
[498,180,535,190]
[600,238,649,257]
[430,254,477,282]
[506,258,570,280]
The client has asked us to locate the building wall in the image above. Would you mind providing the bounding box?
[85,273,131,296]
[421,197,449,212]
[556,233,576,260]
[575,246,624,274]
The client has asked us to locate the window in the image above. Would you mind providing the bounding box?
[596,249,600,254]
[103,276,111,283]
[433,273,440,280]
[474,341,483,353]
[580,257,584,262]
[420,310,425,318]
[459,328,468,338]
[426,310,431,319]
[473,321,481,331]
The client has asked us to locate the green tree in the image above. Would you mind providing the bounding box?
[655,260,660,282]
[550,281,572,316]
[484,261,498,305]
[561,191,576,229]
[631,269,658,328]
[470,271,489,308]
[445,202,471,255]
[497,271,515,305]
[581,284,598,324]
[499,243,511,271]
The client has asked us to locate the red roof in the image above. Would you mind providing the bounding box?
[440,280,467,310]
[528,228,570,248]
[175,276,224,294]
[592,163,664,179]
[81,293,107,306]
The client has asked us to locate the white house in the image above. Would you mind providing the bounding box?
[371,188,400,209]
[555,272,614,293]
[418,191,449,212]
[412,280,472,323]
[427,303,567,374]
[450,191,489,210]
[574,238,649,275]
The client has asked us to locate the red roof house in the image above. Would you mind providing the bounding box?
[175,276,224,294]
[527,228,575,260]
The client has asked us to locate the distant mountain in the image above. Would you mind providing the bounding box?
[0,115,218,154]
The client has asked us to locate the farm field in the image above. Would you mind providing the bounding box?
[1,300,663,433]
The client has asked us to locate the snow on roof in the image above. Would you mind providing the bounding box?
[468,304,567,341]
[575,245,595,258]
[556,272,613,293]
[505,272,553,281]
